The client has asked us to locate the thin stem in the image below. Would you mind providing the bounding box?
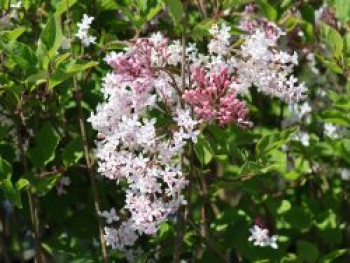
[64,1,108,262]
[16,96,43,263]
[198,172,209,238]
[196,0,207,18]
[173,2,189,261]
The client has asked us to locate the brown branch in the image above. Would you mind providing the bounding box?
[15,97,43,263]
[64,1,108,262]
[196,0,207,18]
[198,172,209,238]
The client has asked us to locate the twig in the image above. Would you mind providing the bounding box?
[196,0,207,18]
[215,173,255,183]
[198,172,209,238]
[64,1,108,262]
[16,95,43,263]
[15,99,43,263]
[188,220,228,262]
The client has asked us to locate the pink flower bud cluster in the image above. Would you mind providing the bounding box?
[183,66,251,127]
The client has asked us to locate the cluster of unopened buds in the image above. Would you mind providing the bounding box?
[89,17,306,251]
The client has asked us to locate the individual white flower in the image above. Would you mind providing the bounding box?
[248,225,278,249]
[56,176,71,196]
[269,235,279,249]
[167,40,182,66]
[150,32,164,46]
[339,168,350,181]
[10,0,22,8]
[208,23,231,55]
[9,0,22,20]
[76,14,96,47]
[100,208,119,224]
[324,123,339,139]
[293,131,310,147]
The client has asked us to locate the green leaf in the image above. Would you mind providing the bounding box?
[320,249,350,263]
[320,111,350,127]
[28,123,60,168]
[0,159,23,208]
[25,172,61,196]
[97,0,119,10]
[329,0,350,25]
[65,60,98,74]
[300,21,314,42]
[7,42,38,70]
[256,127,298,159]
[320,58,343,74]
[22,0,33,10]
[0,27,26,42]
[38,15,63,59]
[16,178,30,190]
[192,19,215,41]
[283,16,300,32]
[48,60,98,89]
[296,240,319,262]
[285,206,312,231]
[280,0,293,9]
[146,3,162,21]
[54,0,77,16]
[300,4,315,24]
[277,200,291,214]
[0,0,10,9]
[344,33,350,62]
[162,0,184,23]
[25,71,48,85]
[49,67,71,89]
[240,161,264,175]
[194,136,214,166]
[1,179,22,207]
[0,157,11,181]
[257,0,278,21]
[62,138,84,167]
[319,22,343,59]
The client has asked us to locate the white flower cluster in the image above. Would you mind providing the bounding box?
[89,36,200,250]
[76,14,96,47]
[190,23,307,104]
[233,29,307,103]
[248,225,278,249]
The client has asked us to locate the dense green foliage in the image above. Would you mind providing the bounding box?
[0,0,350,262]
